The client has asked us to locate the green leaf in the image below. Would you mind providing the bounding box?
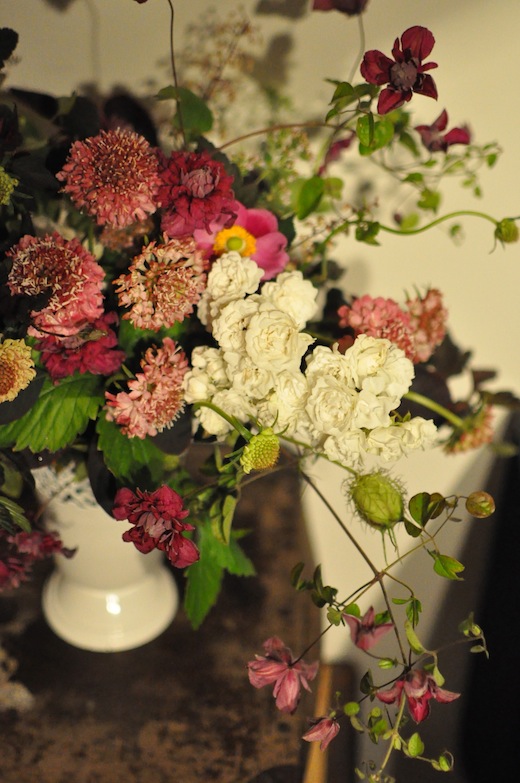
[417,188,441,213]
[344,701,360,717]
[356,113,374,147]
[430,551,465,581]
[156,85,213,135]
[96,414,165,485]
[405,619,425,654]
[0,375,103,453]
[0,496,31,533]
[407,732,424,758]
[295,175,325,219]
[358,117,394,156]
[184,554,223,629]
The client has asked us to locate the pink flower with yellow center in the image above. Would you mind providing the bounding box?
[6,232,105,337]
[114,237,208,331]
[157,149,236,237]
[57,128,161,228]
[105,337,188,439]
[0,339,36,403]
[195,199,290,281]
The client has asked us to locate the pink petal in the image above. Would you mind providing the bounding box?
[248,658,287,688]
[241,206,278,237]
[407,694,432,723]
[273,669,301,713]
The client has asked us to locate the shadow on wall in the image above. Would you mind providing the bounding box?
[393,412,519,783]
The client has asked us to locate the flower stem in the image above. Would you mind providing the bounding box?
[166,0,185,146]
[403,390,465,428]
[192,400,252,441]
[379,210,498,236]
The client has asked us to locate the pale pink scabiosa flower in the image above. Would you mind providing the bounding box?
[35,311,125,382]
[0,339,36,403]
[338,295,415,360]
[302,716,340,751]
[112,485,199,568]
[343,606,394,651]
[445,404,494,454]
[248,636,319,714]
[105,337,188,439]
[6,233,105,337]
[377,668,460,723]
[114,237,208,331]
[406,287,447,363]
[194,200,290,281]
[57,128,161,228]
[157,150,236,237]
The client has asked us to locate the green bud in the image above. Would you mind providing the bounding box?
[465,491,495,518]
[350,472,404,529]
[240,428,280,474]
[495,218,519,244]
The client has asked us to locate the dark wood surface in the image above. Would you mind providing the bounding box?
[0,464,323,783]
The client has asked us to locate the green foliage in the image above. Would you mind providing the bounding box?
[0,375,103,453]
[0,495,31,534]
[96,414,168,486]
[406,732,425,758]
[156,85,213,138]
[429,551,465,580]
[293,175,325,219]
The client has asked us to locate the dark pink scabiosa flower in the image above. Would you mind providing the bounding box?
[158,150,236,237]
[377,668,459,723]
[406,287,447,363]
[248,636,319,714]
[194,200,289,281]
[35,311,125,382]
[343,606,394,651]
[57,128,161,228]
[302,716,340,751]
[6,233,104,337]
[114,237,208,331]
[1,529,69,590]
[415,109,471,153]
[105,337,188,439]
[112,485,199,568]
[312,0,369,15]
[361,26,438,115]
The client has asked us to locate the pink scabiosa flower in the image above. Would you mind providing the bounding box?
[415,109,471,153]
[6,233,104,337]
[338,295,415,360]
[0,338,36,403]
[114,237,208,331]
[361,26,438,115]
[444,404,494,454]
[406,287,447,363]
[377,668,459,723]
[302,716,340,751]
[57,127,161,228]
[194,200,289,281]
[157,150,236,237]
[112,485,199,568]
[247,636,319,714]
[343,606,394,651]
[35,311,125,382]
[1,529,70,590]
[312,0,369,15]
[105,337,188,439]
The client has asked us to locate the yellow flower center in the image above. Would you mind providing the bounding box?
[213,226,257,257]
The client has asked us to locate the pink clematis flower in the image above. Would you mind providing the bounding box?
[194,200,290,281]
[343,606,394,651]
[313,0,369,15]
[302,715,340,750]
[361,26,438,115]
[112,485,199,568]
[247,636,319,714]
[415,109,471,153]
[377,668,460,723]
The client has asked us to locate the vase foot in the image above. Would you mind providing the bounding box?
[42,564,179,652]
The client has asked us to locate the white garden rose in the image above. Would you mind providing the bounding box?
[212,297,260,368]
[260,369,310,435]
[345,334,414,404]
[305,343,354,386]
[305,375,358,438]
[260,271,319,329]
[196,388,255,438]
[231,358,276,400]
[197,251,263,325]
[351,388,397,430]
[399,417,437,452]
[183,346,229,404]
[364,425,408,462]
[244,302,315,372]
[322,429,367,468]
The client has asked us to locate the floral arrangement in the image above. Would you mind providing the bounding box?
[0,0,517,779]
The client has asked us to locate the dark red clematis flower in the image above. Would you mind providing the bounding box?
[312,0,369,15]
[112,485,199,568]
[415,109,471,153]
[376,668,459,723]
[361,26,438,115]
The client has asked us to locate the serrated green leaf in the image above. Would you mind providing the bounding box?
[0,375,103,453]
[405,619,425,654]
[184,555,223,629]
[96,413,165,485]
[0,496,31,533]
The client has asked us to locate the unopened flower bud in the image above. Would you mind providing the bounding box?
[495,218,519,244]
[240,428,280,474]
[465,491,495,518]
[350,472,404,529]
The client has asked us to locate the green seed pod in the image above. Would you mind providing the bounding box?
[465,491,495,518]
[350,471,404,529]
[495,218,519,244]
[240,428,280,474]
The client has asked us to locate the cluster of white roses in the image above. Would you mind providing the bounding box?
[183,252,437,466]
